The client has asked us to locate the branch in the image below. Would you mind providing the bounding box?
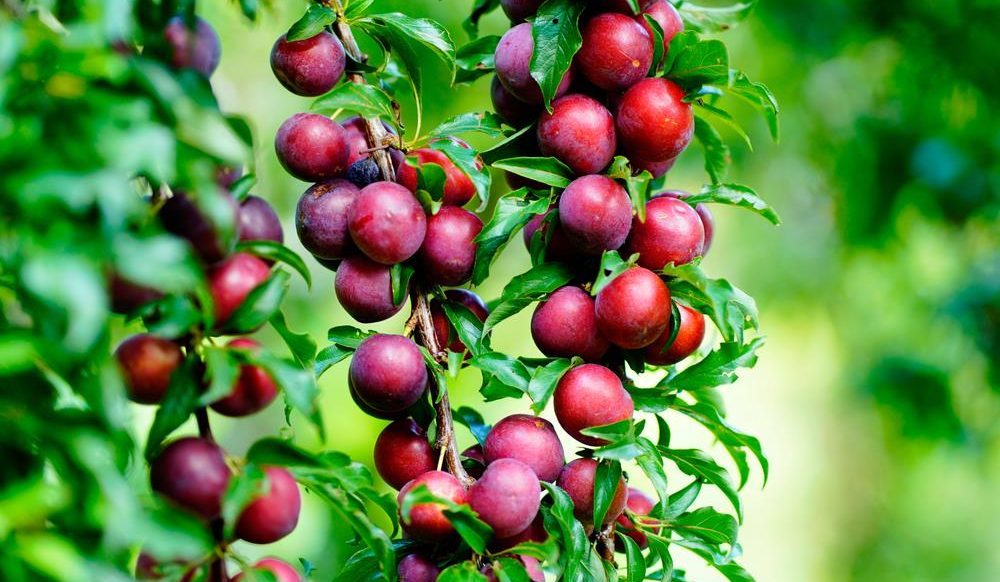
[329,3,472,488]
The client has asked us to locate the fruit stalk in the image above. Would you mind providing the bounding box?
[329,3,471,487]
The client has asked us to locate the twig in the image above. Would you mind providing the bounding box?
[195,407,214,442]
[596,523,617,564]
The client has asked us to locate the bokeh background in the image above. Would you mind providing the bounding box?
[127,1,999,580]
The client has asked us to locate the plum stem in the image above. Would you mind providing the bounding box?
[596,522,617,564]
[330,6,472,489]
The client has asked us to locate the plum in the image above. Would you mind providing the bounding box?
[553,364,634,445]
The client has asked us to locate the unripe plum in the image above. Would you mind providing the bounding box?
[235,466,301,544]
[644,303,706,365]
[500,0,544,22]
[616,78,693,162]
[397,554,440,582]
[469,458,541,538]
[396,141,478,207]
[349,334,428,415]
[398,470,468,541]
[537,94,616,175]
[210,338,278,417]
[237,195,284,245]
[556,458,627,525]
[553,364,634,445]
[295,179,359,260]
[615,487,659,550]
[578,13,653,91]
[530,286,609,362]
[626,195,705,270]
[638,1,685,51]
[348,181,426,265]
[431,289,489,354]
[374,419,437,490]
[491,76,540,128]
[160,191,238,264]
[115,334,182,405]
[150,437,230,519]
[558,174,632,254]
[233,558,302,582]
[594,266,671,349]
[270,31,345,97]
[164,16,220,78]
[484,414,564,482]
[418,207,483,286]
[494,23,573,104]
[275,113,350,182]
[207,252,271,326]
[334,256,405,323]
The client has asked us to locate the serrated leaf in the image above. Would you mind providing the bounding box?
[728,70,779,141]
[541,483,591,582]
[660,447,742,520]
[312,82,396,121]
[635,438,670,517]
[592,459,622,528]
[455,35,500,84]
[472,190,550,285]
[144,358,199,460]
[430,112,506,138]
[685,183,780,225]
[693,115,730,184]
[667,35,729,88]
[680,1,758,34]
[526,357,573,413]
[358,13,456,94]
[269,311,317,368]
[430,138,491,211]
[662,262,758,344]
[665,338,764,392]
[530,0,586,109]
[673,507,738,545]
[236,240,312,288]
[286,4,337,42]
[493,156,574,188]
[483,262,574,332]
[664,479,703,520]
[591,250,634,296]
[672,399,768,487]
[472,351,532,395]
[441,301,486,357]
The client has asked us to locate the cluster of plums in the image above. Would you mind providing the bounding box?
[111,16,305,582]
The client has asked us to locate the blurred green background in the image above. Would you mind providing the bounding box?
[123,1,999,580]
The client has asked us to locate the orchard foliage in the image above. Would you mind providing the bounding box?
[0,0,779,581]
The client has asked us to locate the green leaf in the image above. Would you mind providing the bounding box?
[591,250,634,296]
[685,183,780,225]
[236,240,312,288]
[665,479,703,520]
[441,301,486,357]
[312,82,397,121]
[399,485,493,553]
[286,3,337,42]
[693,115,730,184]
[269,311,318,368]
[140,295,202,339]
[472,190,550,285]
[644,13,666,74]
[530,0,586,109]
[493,156,574,188]
[680,2,758,34]
[728,70,779,141]
[492,557,532,582]
[635,438,670,516]
[144,358,200,460]
[357,13,456,94]
[229,173,256,201]
[249,350,323,435]
[592,460,622,529]
[464,0,502,36]
[390,263,415,307]
[431,139,491,211]
[199,345,240,406]
[455,35,500,84]
[453,406,492,445]
[660,447,742,520]
[438,562,490,582]
[672,399,768,487]
[473,351,532,395]
[344,0,375,19]
[430,112,506,139]
[112,233,201,295]
[666,34,729,88]
[221,269,290,334]
[618,532,647,582]
[220,464,267,540]
[483,262,575,332]
[526,357,573,413]
[673,507,738,545]
[666,338,765,392]
[662,262,758,344]
[625,171,653,222]
[541,483,592,582]
[480,123,537,165]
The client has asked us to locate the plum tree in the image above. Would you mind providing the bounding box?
[347,181,427,265]
[556,458,627,525]
[274,112,350,182]
[594,266,672,349]
[537,94,617,175]
[398,471,468,541]
[270,32,345,97]
[553,364,635,445]
[349,334,428,416]
[558,174,633,254]
[483,414,565,482]
[469,459,541,538]
[374,419,437,490]
[150,438,230,519]
[115,334,183,405]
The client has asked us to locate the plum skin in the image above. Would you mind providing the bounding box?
[270,31,345,97]
[430,289,489,354]
[638,0,685,52]
[626,195,705,270]
[150,437,230,519]
[553,364,635,446]
[469,458,541,538]
[334,255,406,323]
[531,286,609,362]
[233,558,302,582]
[645,302,706,365]
[295,179,359,260]
[483,414,565,482]
[418,207,483,286]
[491,76,540,128]
[235,466,301,544]
[594,266,671,349]
[237,195,283,245]
[615,487,659,550]
[500,0,544,22]
[558,174,633,254]
[347,181,427,265]
[396,144,478,207]
[207,252,271,326]
[537,94,617,176]
[163,16,220,78]
[577,13,653,91]
[556,458,628,525]
[494,23,573,104]
[616,78,694,163]
[159,191,239,264]
[397,554,440,582]
[373,418,437,490]
[210,338,278,417]
[115,334,182,405]
[349,334,428,416]
[398,470,468,541]
[275,113,350,182]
